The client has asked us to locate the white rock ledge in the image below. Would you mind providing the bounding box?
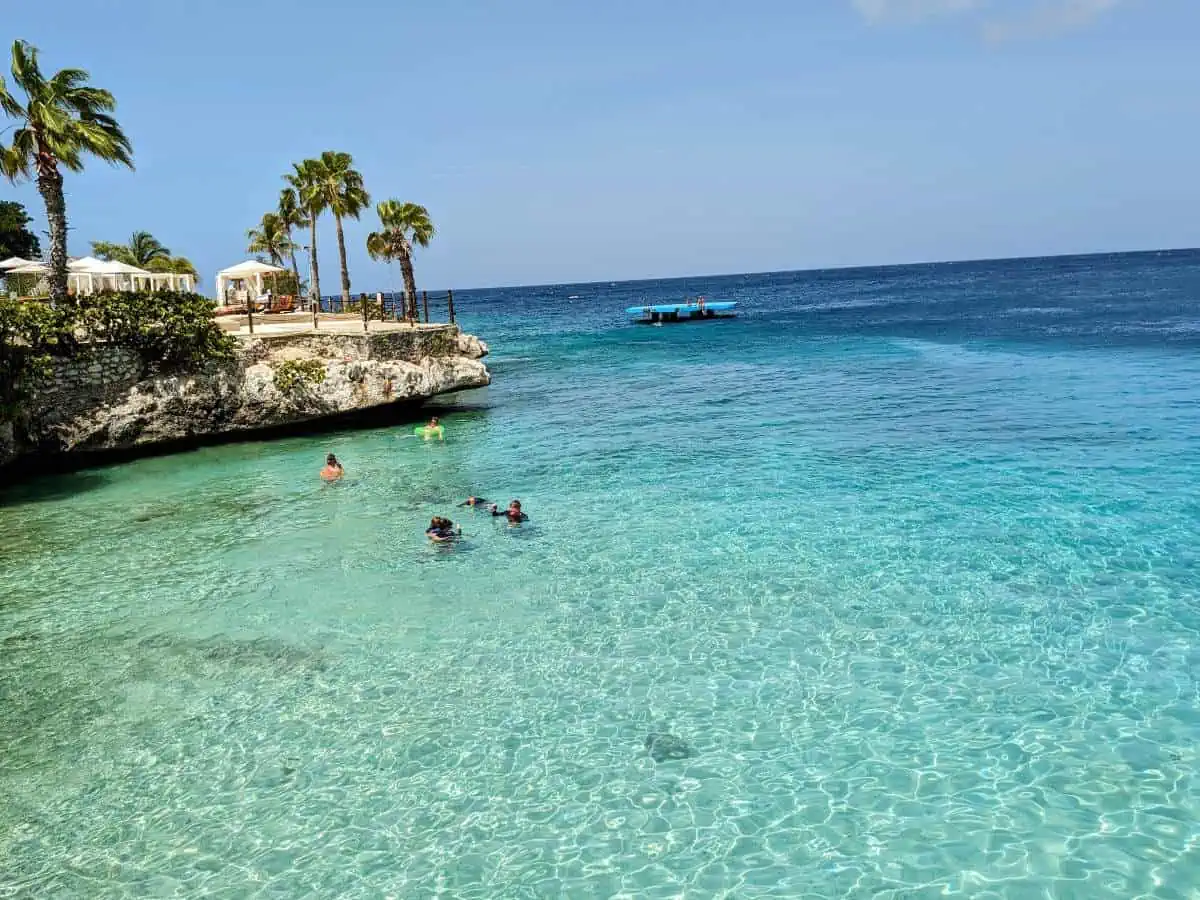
[2,325,491,467]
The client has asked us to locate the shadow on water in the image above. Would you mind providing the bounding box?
[0,395,495,483]
[0,470,110,508]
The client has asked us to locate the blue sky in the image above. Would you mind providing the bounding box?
[2,0,1196,291]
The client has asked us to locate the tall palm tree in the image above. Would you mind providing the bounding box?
[366,200,435,320]
[93,230,171,267]
[0,39,133,304]
[245,213,295,267]
[312,150,369,304]
[285,158,326,323]
[276,186,307,302]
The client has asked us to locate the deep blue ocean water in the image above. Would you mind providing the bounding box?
[2,249,1199,897]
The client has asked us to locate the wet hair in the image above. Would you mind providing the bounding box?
[510,500,522,509]
[326,454,339,466]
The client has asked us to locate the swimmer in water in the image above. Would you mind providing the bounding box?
[425,516,460,542]
[489,499,529,523]
[320,454,344,482]
[459,495,490,508]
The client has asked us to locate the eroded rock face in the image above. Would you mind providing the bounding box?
[2,326,491,466]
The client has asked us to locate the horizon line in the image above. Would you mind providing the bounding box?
[440,245,1199,294]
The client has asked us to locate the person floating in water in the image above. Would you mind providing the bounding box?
[415,416,445,441]
[459,495,490,508]
[489,499,529,523]
[320,454,344,482]
[425,516,460,543]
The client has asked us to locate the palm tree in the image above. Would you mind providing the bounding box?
[276,186,307,303]
[145,255,199,287]
[312,150,369,304]
[285,159,326,323]
[92,230,171,267]
[366,200,435,320]
[0,40,133,304]
[246,213,295,267]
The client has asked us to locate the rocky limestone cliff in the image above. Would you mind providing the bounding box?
[1,326,489,468]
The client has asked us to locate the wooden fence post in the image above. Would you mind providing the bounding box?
[447,289,455,324]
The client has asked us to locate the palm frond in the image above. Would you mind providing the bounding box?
[10,40,44,95]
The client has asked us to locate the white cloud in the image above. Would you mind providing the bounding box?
[851,0,1125,36]
[983,0,1124,40]
[851,0,985,23]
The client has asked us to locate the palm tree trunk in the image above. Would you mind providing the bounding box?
[399,248,419,322]
[309,217,320,329]
[335,212,351,304]
[36,162,70,305]
[289,250,301,305]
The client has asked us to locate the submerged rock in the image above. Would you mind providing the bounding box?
[644,733,692,762]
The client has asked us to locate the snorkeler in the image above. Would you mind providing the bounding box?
[320,454,344,482]
[425,516,461,542]
[489,499,529,523]
[458,495,490,507]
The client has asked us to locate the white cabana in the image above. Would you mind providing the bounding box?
[214,260,285,304]
[2,261,48,297]
[0,257,39,271]
[2,258,195,295]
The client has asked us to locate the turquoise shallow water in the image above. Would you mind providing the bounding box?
[3,251,1200,898]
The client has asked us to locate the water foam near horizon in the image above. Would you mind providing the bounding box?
[3,251,1200,897]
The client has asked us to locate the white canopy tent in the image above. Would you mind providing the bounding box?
[1,257,194,295]
[214,260,285,304]
[3,261,46,295]
[0,257,38,271]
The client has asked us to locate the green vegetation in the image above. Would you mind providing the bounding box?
[0,290,232,423]
[273,358,326,394]
[246,213,296,267]
[0,200,40,260]
[367,201,436,320]
[0,39,133,305]
[276,187,308,297]
[75,291,234,368]
[285,151,370,306]
[285,160,325,324]
[0,295,74,419]
[92,231,198,282]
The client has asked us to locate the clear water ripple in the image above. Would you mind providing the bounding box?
[2,250,1200,897]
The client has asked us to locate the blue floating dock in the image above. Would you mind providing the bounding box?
[626,301,737,323]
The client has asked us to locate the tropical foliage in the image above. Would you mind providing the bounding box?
[309,151,369,304]
[92,231,197,282]
[285,160,325,313]
[0,295,74,419]
[366,200,436,320]
[246,213,295,267]
[276,187,307,298]
[74,290,232,368]
[0,39,133,304]
[273,358,326,394]
[0,200,40,260]
[1,290,231,422]
[92,230,168,266]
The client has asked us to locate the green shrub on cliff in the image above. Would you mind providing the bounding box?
[273,359,327,394]
[0,290,234,423]
[76,291,234,368]
[0,296,76,419]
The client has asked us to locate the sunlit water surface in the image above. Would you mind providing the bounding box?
[3,251,1200,897]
